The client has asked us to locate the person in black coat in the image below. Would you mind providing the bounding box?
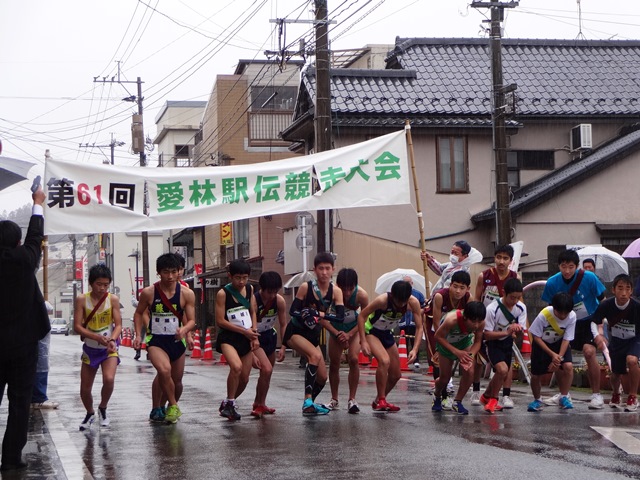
[0,187,50,472]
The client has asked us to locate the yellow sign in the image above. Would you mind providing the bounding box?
[220,222,233,245]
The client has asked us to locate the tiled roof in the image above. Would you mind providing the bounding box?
[300,38,640,119]
[471,126,640,223]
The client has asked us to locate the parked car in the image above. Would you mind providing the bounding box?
[50,317,69,335]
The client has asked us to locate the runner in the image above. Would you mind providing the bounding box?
[215,259,259,421]
[431,302,486,415]
[358,280,423,412]
[481,278,527,413]
[251,271,287,418]
[133,253,196,424]
[328,268,369,414]
[74,264,122,430]
[282,252,345,416]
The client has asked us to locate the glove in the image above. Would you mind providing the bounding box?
[301,308,320,329]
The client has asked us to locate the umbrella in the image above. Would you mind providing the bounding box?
[375,268,427,297]
[622,238,640,259]
[283,270,316,289]
[575,245,628,282]
[0,155,35,191]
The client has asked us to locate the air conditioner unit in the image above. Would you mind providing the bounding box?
[570,124,592,151]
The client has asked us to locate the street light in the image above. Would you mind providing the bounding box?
[128,248,140,301]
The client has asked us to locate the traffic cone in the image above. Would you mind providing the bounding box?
[358,349,370,365]
[191,330,202,359]
[125,327,133,347]
[521,326,531,354]
[398,330,411,372]
[121,328,130,347]
[202,330,214,361]
[370,356,378,369]
[218,353,227,365]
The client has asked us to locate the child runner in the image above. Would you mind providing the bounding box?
[480,278,527,413]
[431,301,486,415]
[425,270,471,409]
[215,259,259,421]
[358,280,423,412]
[134,253,196,424]
[472,244,519,407]
[328,268,369,414]
[251,271,287,418]
[74,264,122,430]
[282,252,345,416]
[591,274,640,411]
[527,292,576,412]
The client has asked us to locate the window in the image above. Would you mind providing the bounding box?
[235,219,250,259]
[436,136,468,193]
[506,150,555,189]
[251,86,297,111]
[507,152,520,189]
[175,145,190,167]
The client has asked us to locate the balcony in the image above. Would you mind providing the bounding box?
[248,111,293,147]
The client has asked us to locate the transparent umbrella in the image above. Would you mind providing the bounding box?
[622,238,640,259]
[375,268,426,297]
[283,271,316,289]
[575,246,628,282]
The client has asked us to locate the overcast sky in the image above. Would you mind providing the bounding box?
[1,0,639,212]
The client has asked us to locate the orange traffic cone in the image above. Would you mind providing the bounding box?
[121,327,130,347]
[398,330,411,372]
[521,326,531,354]
[370,356,378,369]
[191,330,202,359]
[358,350,370,365]
[202,330,214,361]
[218,353,227,365]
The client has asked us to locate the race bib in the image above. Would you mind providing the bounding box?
[151,313,179,335]
[573,301,589,320]
[611,323,636,340]
[228,306,252,329]
[483,288,501,307]
[343,309,358,323]
[541,325,563,344]
[257,313,277,332]
[373,313,400,331]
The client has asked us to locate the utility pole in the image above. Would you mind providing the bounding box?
[314,0,332,253]
[79,133,125,165]
[94,72,150,288]
[472,1,518,246]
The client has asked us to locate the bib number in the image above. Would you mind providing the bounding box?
[151,314,179,335]
[228,306,252,329]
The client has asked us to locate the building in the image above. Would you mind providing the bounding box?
[282,38,640,292]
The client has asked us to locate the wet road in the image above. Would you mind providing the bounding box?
[2,334,640,479]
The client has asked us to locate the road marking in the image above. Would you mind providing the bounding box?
[591,426,640,455]
[44,410,94,480]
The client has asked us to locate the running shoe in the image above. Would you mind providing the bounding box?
[588,393,604,410]
[220,402,241,421]
[470,392,481,406]
[165,404,182,424]
[432,397,443,412]
[149,407,165,423]
[327,398,340,410]
[543,393,561,406]
[527,399,544,412]
[79,412,95,431]
[348,399,360,414]
[610,393,621,409]
[250,405,267,418]
[441,397,453,410]
[302,398,330,416]
[559,395,573,410]
[262,405,276,415]
[446,379,455,394]
[478,393,489,406]
[500,396,515,409]
[452,401,469,415]
[98,408,110,428]
[484,398,499,414]
[413,362,421,370]
[624,395,638,412]
[372,398,399,412]
[218,401,225,413]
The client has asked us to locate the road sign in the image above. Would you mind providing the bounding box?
[295,211,314,229]
[296,234,313,251]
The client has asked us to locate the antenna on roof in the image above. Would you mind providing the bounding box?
[576,0,586,40]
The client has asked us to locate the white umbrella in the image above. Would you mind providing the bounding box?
[283,271,316,289]
[0,155,35,191]
[574,246,628,282]
[375,268,426,297]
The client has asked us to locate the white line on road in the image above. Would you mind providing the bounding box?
[43,410,94,480]
[591,426,640,455]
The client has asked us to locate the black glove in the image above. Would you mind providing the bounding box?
[301,308,320,329]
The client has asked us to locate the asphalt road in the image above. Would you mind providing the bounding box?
[2,334,640,480]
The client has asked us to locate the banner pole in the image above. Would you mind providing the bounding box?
[405,119,430,299]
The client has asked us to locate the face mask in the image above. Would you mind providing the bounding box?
[449,254,459,264]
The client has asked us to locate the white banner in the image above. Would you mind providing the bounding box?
[44,130,410,234]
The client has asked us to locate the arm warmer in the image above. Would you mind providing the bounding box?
[290,297,304,318]
[324,304,345,323]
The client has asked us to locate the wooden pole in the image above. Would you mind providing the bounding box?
[405,120,430,299]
